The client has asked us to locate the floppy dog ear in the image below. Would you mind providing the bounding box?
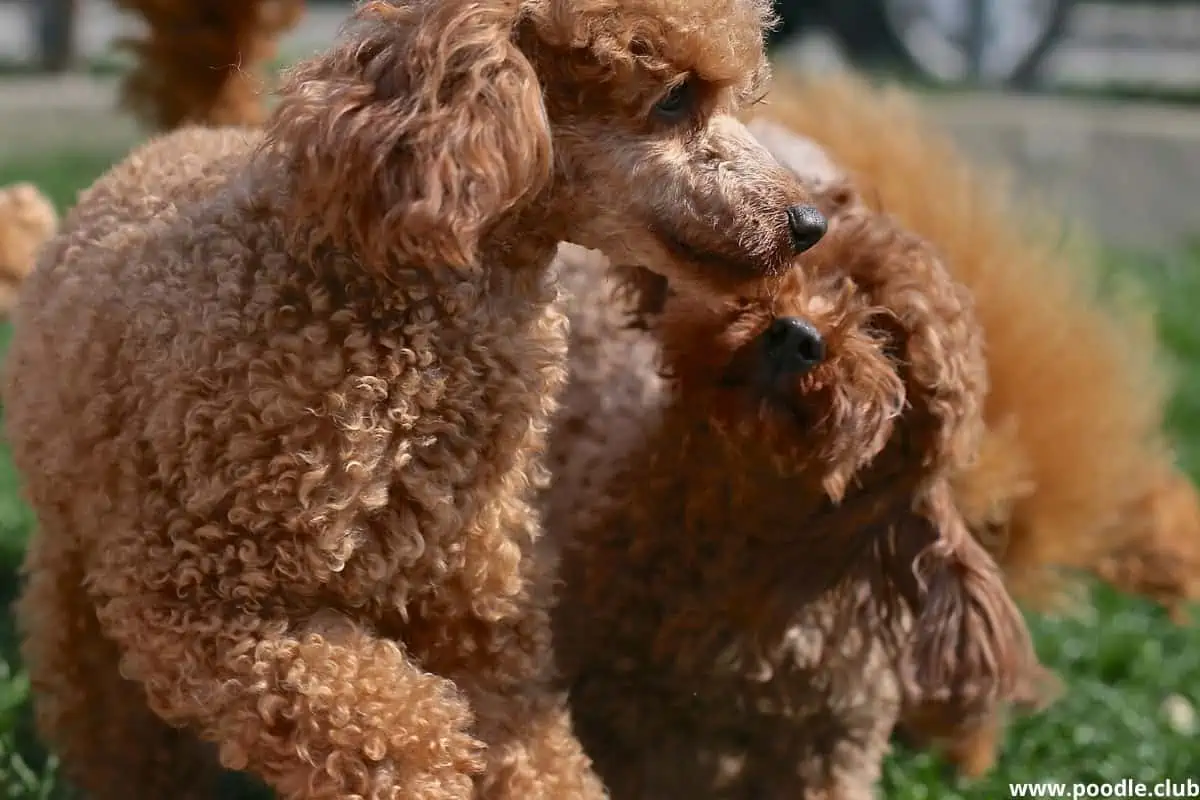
[264,0,551,270]
[903,482,1055,725]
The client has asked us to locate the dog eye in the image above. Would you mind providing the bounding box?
[652,78,697,122]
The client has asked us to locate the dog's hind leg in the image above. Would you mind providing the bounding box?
[1095,467,1200,622]
[17,523,220,800]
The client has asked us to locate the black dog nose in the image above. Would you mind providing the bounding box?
[761,316,825,375]
[786,204,827,254]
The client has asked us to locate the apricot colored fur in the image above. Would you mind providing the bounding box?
[113,0,306,129]
[4,0,820,797]
[545,188,1047,799]
[1096,465,1200,624]
[0,182,57,317]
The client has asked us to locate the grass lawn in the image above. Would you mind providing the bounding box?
[0,149,1198,799]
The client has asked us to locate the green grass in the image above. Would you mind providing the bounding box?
[0,150,1198,799]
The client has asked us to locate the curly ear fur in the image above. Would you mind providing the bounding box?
[856,227,986,480]
[901,482,1053,727]
[263,0,552,270]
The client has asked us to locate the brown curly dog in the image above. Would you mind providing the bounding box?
[743,70,1196,776]
[545,185,1047,800]
[3,0,825,797]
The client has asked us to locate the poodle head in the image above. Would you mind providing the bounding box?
[659,185,986,501]
[265,0,818,288]
[660,188,1046,722]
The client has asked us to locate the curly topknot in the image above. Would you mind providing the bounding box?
[114,0,306,129]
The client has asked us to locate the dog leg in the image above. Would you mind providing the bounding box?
[396,507,606,799]
[419,591,607,799]
[18,528,219,800]
[1095,466,1200,618]
[93,591,483,800]
[463,679,608,800]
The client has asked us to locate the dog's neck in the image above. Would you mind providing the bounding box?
[599,401,915,587]
[251,153,566,295]
[564,398,925,667]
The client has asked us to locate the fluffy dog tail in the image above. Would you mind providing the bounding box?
[113,0,306,130]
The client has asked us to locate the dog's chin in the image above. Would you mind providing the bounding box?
[751,391,816,438]
[773,398,900,488]
[706,384,900,505]
[717,389,827,453]
[647,220,789,285]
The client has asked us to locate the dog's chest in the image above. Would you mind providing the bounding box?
[671,589,901,715]
[303,307,565,616]
[577,592,904,797]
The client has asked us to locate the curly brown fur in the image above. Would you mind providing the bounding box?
[741,70,1190,777]
[546,190,1046,799]
[5,1,819,797]
[114,0,306,129]
[0,182,57,317]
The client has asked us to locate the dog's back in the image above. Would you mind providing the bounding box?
[2,125,265,798]
[7,126,258,523]
[48,126,256,262]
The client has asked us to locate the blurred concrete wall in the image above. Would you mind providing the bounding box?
[931,93,1200,252]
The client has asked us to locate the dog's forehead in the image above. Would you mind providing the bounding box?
[641,0,770,80]
[530,0,770,83]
